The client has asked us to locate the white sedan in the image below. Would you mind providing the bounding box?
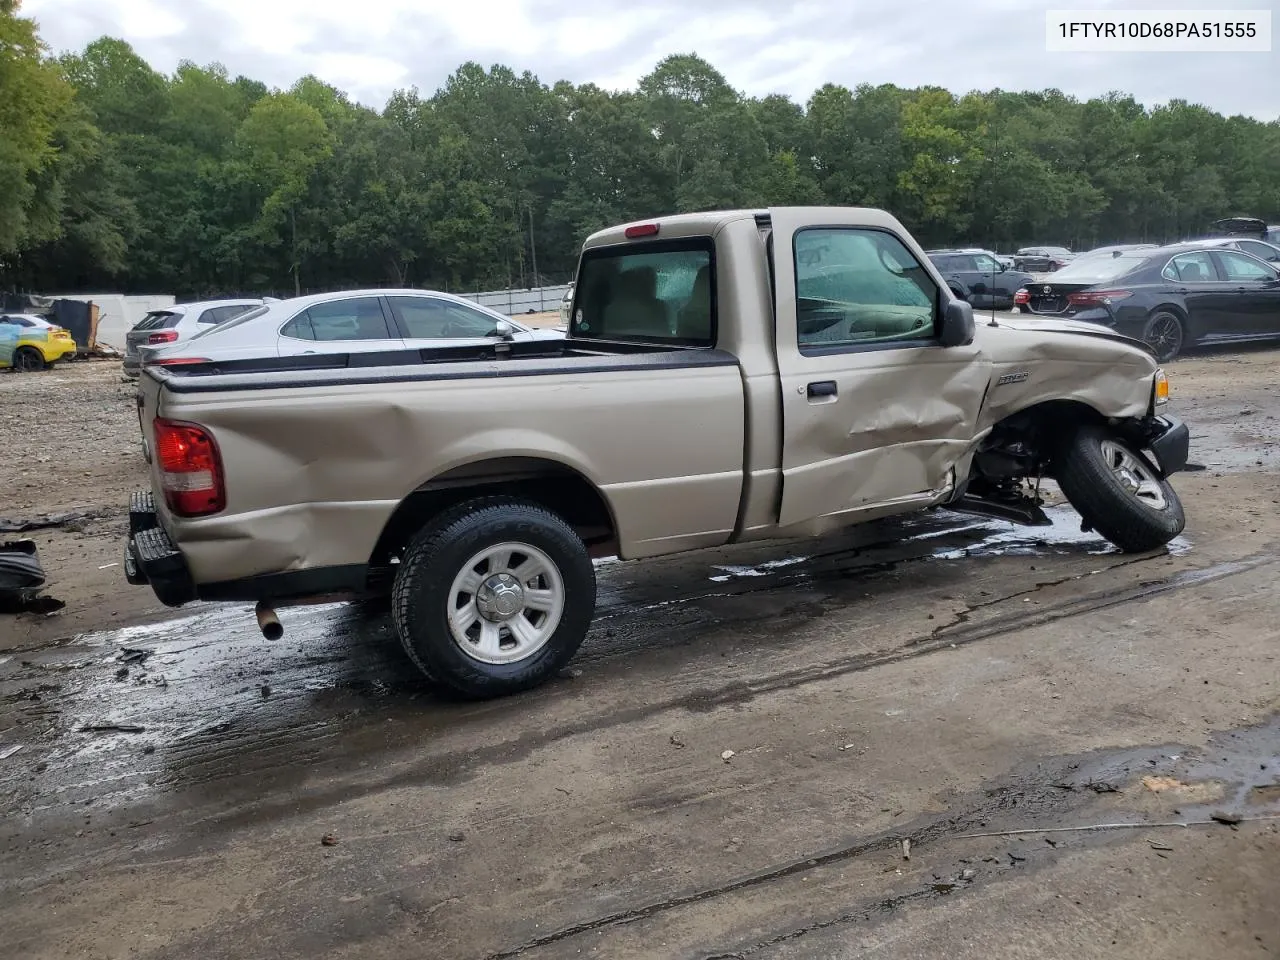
[142,288,565,368]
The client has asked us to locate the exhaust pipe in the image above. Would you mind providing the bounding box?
[255,601,283,641]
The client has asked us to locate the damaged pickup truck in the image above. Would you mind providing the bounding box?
[124,207,1190,699]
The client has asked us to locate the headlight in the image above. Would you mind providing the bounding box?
[1153,368,1169,405]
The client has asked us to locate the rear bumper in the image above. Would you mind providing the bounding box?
[124,490,371,607]
[125,491,197,606]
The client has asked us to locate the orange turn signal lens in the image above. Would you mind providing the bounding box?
[1154,369,1169,404]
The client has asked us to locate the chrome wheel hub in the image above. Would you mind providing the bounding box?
[446,542,566,665]
[476,573,525,621]
[1099,439,1168,511]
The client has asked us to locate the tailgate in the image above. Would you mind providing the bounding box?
[135,369,166,464]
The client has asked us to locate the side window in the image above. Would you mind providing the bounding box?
[1216,250,1276,281]
[972,254,999,272]
[1161,252,1216,282]
[197,308,222,325]
[389,296,501,339]
[794,228,937,351]
[281,297,392,342]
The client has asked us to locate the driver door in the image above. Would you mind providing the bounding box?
[769,209,993,527]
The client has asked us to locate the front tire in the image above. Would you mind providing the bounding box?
[1055,425,1185,552]
[391,498,596,699]
[1142,310,1184,362]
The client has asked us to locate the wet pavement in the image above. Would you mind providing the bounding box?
[3,467,1280,956]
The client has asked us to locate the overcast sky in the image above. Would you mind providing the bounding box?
[22,0,1280,120]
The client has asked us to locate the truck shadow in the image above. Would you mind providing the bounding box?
[1,505,1186,831]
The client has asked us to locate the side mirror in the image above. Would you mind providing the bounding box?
[493,319,515,340]
[997,262,1008,273]
[940,299,975,347]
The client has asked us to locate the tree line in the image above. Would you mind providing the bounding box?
[3,0,1278,300]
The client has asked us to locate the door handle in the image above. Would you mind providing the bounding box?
[807,380,837,399]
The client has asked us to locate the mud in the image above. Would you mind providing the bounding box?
[1,344,1279,959]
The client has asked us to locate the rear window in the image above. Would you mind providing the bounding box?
[571,239,714,346]
[1049,255,1149,283]
[134,311,180,331]
[189,305,270,339]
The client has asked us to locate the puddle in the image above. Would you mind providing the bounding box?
[929,505,1192,560]
[708,556,810,582]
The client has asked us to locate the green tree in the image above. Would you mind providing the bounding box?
[0,0,74,256]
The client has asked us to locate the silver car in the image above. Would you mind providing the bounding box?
[143,288,565,369]
[124,298,267,377]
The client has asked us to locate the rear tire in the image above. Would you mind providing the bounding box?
[391,497,596,699]
[1141,310,1184,362]
[1055,425,1185,553]
[12,347,45,372]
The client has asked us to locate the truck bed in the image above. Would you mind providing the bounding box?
[138,339,751,595]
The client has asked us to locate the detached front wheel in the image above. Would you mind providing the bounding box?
[391,498,596,699]
[1056,425,1185,553]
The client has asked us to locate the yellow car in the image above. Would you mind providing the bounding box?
[0,314,78,371]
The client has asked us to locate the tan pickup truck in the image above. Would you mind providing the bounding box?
[124,207,1189,699]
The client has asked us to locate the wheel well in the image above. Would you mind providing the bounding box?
[369,457,618,569]
[979,399,1107,475]
[1149,303,1187,325]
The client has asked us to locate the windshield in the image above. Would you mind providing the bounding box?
[571,239,714,346]
[1048,255,1149,283]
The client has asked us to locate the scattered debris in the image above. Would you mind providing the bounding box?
[557,668,583,680]
[1008,851,1026,863]
[720,749,735,762]
[448,832,465,842]
[114,666,130,680]
[142,745,156,755]
[838,743,857,751]
[260,684,271,699]
[1210,811,1242,826]
[0,744,23,761]
[960,868,976,881]
[0,510,100,534]
[900,838,911,860]
[932,882,955,894]
[320,834,339,846]
[1087,781,1120,794]
[1146,839,1174,851]
[669,735,685,749]
[78,723,145,734]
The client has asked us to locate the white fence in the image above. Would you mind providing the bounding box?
[457,284,570,315]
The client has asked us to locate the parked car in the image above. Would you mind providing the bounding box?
[123,299,268,378]
[1075,244,1159,260]
[125,206,1188,700]
[141,288,566,370]
[1208,216,1280,245]
[926,250,1034,310]
[0,314,77,371]
[1013,247,1075,273]
[559,282,575,327]
[1020,242,1280,362]
[1177,236,1280,264]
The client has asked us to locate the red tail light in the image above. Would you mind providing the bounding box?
[1066,289,1133,307]
[624,223,660,239]
[148,330,179,345]
[153,418,225,516]
[1014,288,1030,304]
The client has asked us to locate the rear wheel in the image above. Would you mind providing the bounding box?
[12,347,45,372]
[1141,310,1184,362]
[1055,425,1185,553]
[391,498,596,699]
